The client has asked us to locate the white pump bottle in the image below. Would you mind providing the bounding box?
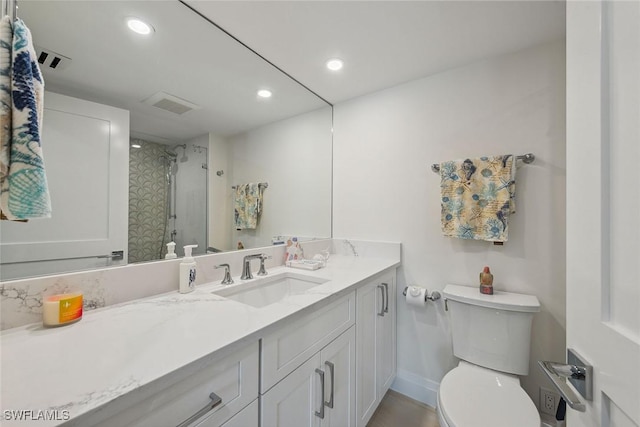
[179,245,198,294]
[165,242,177,259]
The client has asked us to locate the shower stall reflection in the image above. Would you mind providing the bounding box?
[128,139,208,263]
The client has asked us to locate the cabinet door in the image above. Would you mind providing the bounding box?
[376,274,396,397]
[320,327,356,427]
[355,280,383,427]
[0,91,129,280]
[262,353,322,427]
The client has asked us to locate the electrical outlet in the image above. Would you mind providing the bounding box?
[540,387,559,416]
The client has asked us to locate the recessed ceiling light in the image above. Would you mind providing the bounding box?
[257,89,272,98]
[127,18,154,35]
[131,143,142,148]
[326,58,344,71]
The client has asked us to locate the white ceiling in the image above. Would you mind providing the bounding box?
[186,1,566,104]
[21,1,328,142]
[23,1,565,142]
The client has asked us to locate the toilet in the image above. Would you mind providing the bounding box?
[437,284,541,427]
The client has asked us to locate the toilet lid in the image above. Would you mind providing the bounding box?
[438,363,540,427]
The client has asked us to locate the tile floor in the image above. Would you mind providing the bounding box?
[367,390,440,427]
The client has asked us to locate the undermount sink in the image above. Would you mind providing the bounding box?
[212,272,329,308]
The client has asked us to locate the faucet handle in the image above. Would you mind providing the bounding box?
[214,264,234,285]
[257,254,272,276]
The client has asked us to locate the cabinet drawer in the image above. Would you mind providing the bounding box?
[196,399,258,427]
[94,341,259,427]
[261,292,355,393]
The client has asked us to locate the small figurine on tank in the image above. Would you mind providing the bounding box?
[479,266,494,295]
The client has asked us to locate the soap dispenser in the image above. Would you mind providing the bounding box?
[179,245,198,294]
[165,242,177,259]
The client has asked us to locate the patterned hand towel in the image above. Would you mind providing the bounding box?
[0,18,51,220]
[440,155,516,242]
[234,183,263,230]
[0,16,13,218]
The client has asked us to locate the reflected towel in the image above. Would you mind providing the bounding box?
[0,16,13,218]
[440,155,516,242]
[0,19,51,220]
[234,183,263,230]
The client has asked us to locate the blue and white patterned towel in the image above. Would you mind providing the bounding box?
[234,183,263,230]
[0,16,13,217]
[440,155,516,242]
[0,18,51,220]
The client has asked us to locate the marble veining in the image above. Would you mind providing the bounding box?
[46,376,142,414]
[342,239,359,256]
[0,277,108,329]
[0,284,42,312]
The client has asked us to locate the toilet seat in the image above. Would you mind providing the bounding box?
[437,362,540,427]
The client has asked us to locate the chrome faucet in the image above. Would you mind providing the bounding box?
[241,254,265,280]
[257,254,272,276]
[214,264,234,285]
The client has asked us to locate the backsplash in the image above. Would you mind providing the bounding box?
[0,244,288,330]
[0,239,399,331]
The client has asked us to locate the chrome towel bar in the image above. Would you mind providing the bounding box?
[431,153,535,173]
[231,182,268,189]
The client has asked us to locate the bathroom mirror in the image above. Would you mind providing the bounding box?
[0,1,332,280]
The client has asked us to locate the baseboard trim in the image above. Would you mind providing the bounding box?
[390,369,439,408]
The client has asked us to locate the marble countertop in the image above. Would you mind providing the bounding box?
[0,255,399,426]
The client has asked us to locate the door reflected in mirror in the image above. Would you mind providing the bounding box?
[0,1,332,281]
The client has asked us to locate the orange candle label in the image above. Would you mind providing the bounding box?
[58,294,83,323]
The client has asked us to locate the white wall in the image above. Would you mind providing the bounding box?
[333,41,566,408]
[227,107,332,249]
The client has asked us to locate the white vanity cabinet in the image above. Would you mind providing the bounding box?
[260,267,397,427]
[261,327,356,427]
[261,292,357,427]
[355,271,397,427]
[93,341,259,427]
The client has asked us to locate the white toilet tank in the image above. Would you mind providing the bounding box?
[443,284,540,375]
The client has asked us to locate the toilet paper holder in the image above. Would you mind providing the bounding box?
[403,286,441,302]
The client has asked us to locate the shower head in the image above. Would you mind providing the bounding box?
[168,144,188,163]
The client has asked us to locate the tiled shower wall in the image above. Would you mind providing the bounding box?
[128,139,170,263]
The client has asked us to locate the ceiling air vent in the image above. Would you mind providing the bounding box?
[142,92,201,115]
[35,47,72,71]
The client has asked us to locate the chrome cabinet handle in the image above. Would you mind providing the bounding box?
[382,282,389,313]
[377,285,385,316]
[97,250,124,260]
[315,368,325,419]
[324,361,335,409]
[176,392,222,427]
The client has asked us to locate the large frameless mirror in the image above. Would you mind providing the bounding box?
[0,0,332,280]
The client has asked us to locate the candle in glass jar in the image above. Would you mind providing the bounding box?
[43,293,83,326]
